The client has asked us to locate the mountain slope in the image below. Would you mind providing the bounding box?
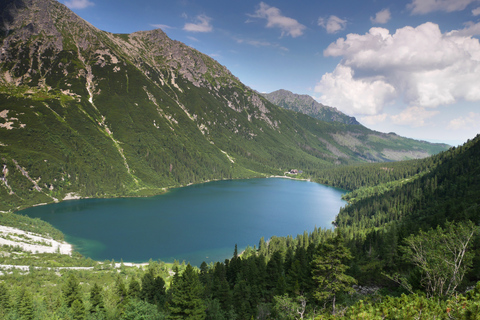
[262,89,360,125]
[0,0,449,211]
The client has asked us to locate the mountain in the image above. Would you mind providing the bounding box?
[0,0,449,211]
[262,89,360,125]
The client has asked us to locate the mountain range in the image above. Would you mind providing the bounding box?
[0,0,449,211]
[262,89,359,125]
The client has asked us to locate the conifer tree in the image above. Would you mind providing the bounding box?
[71,299,86,320]
[311,232,356,315]
[128,277,141,300]
[63,273,82,308]
[16,287,34,320]
[168,264,206,319]
[89,283,105,314]
[0,282,11,317]
[115,274,129,309]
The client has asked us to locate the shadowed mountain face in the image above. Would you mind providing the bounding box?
[262,89,360,125]
[0,0,449,211]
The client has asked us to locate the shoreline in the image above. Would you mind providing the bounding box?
[0,225,72,255]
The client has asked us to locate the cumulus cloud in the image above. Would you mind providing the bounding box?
[315,22,480,116]
[248,2,306,38]
[473,7,480,15]
[183,14,213,33]
[391,106,439,127]
[64,0,94,9]
[370,9,391,24]
[407,0,478,14]
[314,65,396,115]
[448,112,480,129]
[318,15,347,34]
[449,21,480,36]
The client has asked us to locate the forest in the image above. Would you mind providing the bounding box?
[0,134,479,319]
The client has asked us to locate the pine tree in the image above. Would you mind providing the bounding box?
[71,299,86,320]
[16,287,34,320]
[0,282,11,317]
[128,277,141,300]
[311,232,356,315]
[168,264,206,319]
[115,274,128,309]
[89,283,105,314]
[62,273,82,308]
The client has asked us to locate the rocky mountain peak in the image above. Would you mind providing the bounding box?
[262,89,360,125]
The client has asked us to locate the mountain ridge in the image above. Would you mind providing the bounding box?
[0,0,449,211]
[262,89,360,125]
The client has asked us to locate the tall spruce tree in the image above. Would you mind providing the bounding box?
[89,283,105,314]
[168,264,206,319]
[311,232,356,315]
[63,273,82,308]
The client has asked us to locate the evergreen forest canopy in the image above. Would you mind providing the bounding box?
[0,133,478,319]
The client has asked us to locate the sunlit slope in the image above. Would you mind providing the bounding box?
[0,0,449,211]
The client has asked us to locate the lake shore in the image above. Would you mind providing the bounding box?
[0,225,72,255]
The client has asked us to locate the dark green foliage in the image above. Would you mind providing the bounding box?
[128,277,141,300]
[168,264,206,319]
[63,273,82,308]
[71,299,86,320]
[122,299,166,320]
[140,269,166,307]
[89,282,105,314]
[311,232,357,314]
[16,287,34,320]
[0,282,12,315]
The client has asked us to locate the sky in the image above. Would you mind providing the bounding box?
[63,0,480,146]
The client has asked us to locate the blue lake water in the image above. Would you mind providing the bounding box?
[19,178,346,266]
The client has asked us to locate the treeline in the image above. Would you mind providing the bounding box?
[0,230,358,320]
[0,132,478,319]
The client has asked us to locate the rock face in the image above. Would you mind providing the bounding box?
[0,0,450,211]
[262,89,360,125]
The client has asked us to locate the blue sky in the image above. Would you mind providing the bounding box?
[64,0,480,146]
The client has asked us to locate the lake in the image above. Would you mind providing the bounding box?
[19,178,347,266]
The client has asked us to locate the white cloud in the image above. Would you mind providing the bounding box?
[360,113,388,125]
[407,0,478,14]
[316,22,480,116]
[150,24,174,30]
[314,65,396,115]
[64,0,94,9]
[249,2,306,38]
[473,7,480,15]
[187,36,199,42]
[391,106,439,127]
[447,112,480,129]
[183,14,213,33]
[318,16,347,34]
[370,9,391,24]
[235,37,289,51]
[449,21,480,36]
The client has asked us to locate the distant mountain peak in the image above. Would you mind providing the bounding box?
[0,0,450,211]
[262,89,360,125]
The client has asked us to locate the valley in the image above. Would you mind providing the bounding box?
[0,0,478,319]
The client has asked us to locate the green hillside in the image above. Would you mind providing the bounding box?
[0,135,478,319]
[0,0,449,212]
